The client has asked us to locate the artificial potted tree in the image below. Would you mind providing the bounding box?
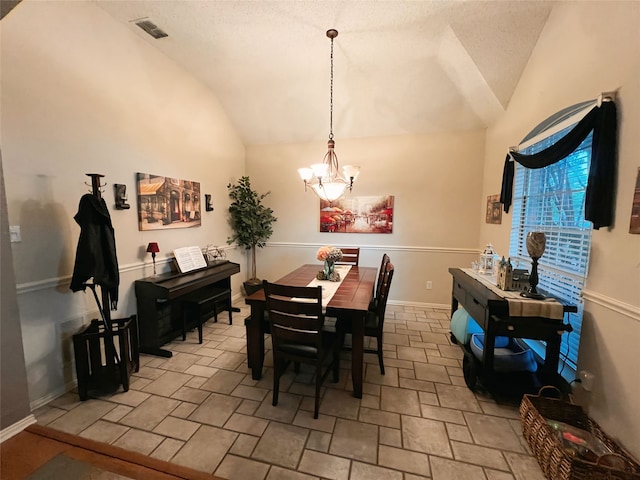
[227,176,277,295]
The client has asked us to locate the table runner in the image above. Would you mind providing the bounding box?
[291,265,352,307]
[461,268,564,320]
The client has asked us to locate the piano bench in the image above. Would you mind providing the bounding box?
[181,288,233,344]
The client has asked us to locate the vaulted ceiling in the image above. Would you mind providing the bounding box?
[94,0,554,146]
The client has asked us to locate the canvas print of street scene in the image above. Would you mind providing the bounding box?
[319,195,394,233]
[137,173,202,231]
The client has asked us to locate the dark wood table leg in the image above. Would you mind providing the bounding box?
[245,305,265,380]
[543,333,562,378]
[351,311,365,398]
[450,278,459,318]
[481,317,497,385]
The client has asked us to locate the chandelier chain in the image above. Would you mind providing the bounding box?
[329,35,334,141]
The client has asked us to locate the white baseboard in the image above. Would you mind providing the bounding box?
[388,300,450,311]
[0,414,37,443]
[30,379,78,412]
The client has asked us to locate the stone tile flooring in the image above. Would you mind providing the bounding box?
[34,303,546,480]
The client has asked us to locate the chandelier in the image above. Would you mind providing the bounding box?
[298,29,360,203]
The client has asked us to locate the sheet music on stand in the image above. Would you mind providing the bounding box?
[173,246,208,273]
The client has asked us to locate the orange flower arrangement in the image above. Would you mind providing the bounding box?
[316,246,343,263]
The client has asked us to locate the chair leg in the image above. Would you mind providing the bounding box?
[377,333,385,375]
[314,363,321,419]
[273,357,281,407]
[332,346,340,383]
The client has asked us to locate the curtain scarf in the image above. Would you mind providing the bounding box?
[500,100,617,230]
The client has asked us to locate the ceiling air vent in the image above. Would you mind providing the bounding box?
[135,19,168,39]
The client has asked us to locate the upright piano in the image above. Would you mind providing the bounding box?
[135,260,240,357]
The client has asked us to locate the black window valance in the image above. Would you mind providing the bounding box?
[500,100,617,230]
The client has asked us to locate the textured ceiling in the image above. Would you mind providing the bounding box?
[94,0,554,146]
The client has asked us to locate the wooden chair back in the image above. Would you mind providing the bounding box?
[336,247,360,266]
[375,254,391,298]
[373,261,395,331]
[263,282,324,354]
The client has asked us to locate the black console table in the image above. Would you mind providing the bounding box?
[135,260,240,357]
[449,267,576,392]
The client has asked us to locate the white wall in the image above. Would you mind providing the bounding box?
[0,158,32,432]
[1,1,247,406]
[246,130,486,306]
[481,1,640,459]
[3,0,638,461]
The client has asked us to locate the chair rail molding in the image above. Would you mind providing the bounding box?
[15,245,238,295]
[581,289,640,324]
[267,242,479,255]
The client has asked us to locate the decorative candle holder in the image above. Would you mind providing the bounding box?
[521,232,546,299]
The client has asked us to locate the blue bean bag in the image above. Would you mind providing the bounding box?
[469,333,538,373]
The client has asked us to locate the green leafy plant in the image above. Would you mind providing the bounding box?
[227,176,277,285]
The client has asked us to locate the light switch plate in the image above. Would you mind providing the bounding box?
[9,225,21,242]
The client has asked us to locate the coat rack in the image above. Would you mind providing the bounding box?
[71,176,141,400]
[84,174,113,326]
[80,173,120,365]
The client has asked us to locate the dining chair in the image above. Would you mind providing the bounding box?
[337,261,394,375]
[370,253,391,310]
[263,281,341,419]
[336,247,360,266]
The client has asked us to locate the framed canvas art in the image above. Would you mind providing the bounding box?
[137,173,202,231]
[319,195,394,233]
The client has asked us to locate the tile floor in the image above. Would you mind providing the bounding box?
[34,303,546,480]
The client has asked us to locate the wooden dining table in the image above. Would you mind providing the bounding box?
[244,264,377,398]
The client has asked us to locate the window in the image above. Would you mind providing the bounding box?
[509,122,593,375]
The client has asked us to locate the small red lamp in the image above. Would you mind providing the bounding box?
[146,242,160,275]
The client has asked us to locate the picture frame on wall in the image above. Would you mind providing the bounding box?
[136,173,202,231]
[319,195,394,233]
[486,194,502,225]
[630,167,640,234]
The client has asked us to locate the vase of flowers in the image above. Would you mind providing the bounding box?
[316,246,343,281]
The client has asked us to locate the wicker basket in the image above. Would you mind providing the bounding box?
[520,387,640,480]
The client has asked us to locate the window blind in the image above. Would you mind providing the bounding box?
[509,126,592,374]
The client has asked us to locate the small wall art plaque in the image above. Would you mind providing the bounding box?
[486,194,502,225]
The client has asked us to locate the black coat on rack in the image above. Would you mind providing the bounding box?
[69,193,120,309]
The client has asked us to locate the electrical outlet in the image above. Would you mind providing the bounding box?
[578,370,595,391]
[426,281,433,290]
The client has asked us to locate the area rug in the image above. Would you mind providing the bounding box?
[1,424,223,480]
